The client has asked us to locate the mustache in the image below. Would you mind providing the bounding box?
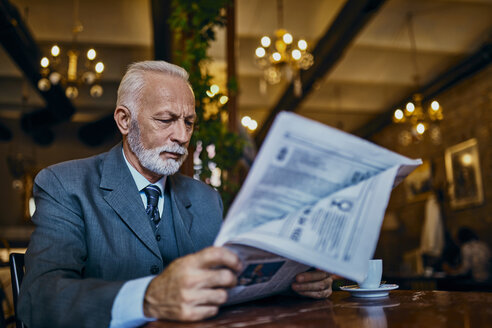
[155,143,188,156]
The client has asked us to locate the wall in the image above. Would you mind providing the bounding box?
[372,63,492,274]
[0,118,119,243]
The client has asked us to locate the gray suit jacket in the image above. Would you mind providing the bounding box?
[18,143,223,328]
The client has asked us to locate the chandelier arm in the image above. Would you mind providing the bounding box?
[277,0,284,30]
[407,12,420,87]
[72,0,83,42]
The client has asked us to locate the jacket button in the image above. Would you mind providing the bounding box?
[150,265,159,275]
[156,234,161,241]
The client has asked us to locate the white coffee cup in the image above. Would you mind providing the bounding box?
[359,259,383,289]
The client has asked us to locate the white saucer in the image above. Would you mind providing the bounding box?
[339,284,399,298]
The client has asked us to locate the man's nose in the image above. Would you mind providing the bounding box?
[170,120,190,145]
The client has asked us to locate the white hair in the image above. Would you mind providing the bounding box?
[116,60,191,116]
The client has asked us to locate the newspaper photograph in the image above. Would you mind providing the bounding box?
[215,112,422,305]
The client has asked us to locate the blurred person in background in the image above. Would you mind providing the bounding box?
[444,226,491,282]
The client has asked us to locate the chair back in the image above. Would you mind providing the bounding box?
[0,284,7,328]
[9,253,25,328]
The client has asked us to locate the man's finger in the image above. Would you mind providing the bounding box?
[189,288,229,306]
[195,247,242,272]
[296,270,331,283]
[195,268,238,289]
[292,276,333,292]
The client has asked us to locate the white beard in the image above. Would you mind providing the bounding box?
[127,119,188,176]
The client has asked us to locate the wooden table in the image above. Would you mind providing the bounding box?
[384,274,492,292]
[145,290,492,327]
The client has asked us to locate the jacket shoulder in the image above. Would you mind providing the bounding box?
[35,150,109,188]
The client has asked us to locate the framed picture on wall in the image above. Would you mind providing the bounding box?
[445,138,484,209]
[405,159,433,202]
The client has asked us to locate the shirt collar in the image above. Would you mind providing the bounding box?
[122,147,166,193]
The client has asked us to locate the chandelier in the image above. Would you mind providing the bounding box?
[37,0,104,99]
[254,0,313,96]
[393,13,443,145]
[393,93,443,143]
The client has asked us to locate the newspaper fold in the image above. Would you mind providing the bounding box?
[214,112,421,305]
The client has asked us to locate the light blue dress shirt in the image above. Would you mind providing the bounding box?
[109,149,167,327]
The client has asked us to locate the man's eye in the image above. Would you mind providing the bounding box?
[158,119,172,124]
[185,121,195,127]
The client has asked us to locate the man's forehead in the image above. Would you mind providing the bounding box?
[144,71,188,87]
[141,73,194,103]
[156,109,196,118]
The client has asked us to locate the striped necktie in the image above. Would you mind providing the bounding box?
[144,184,161,228]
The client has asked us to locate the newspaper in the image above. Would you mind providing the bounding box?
[214,112,421,305]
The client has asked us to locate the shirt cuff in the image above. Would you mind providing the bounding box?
[110,275,156,328]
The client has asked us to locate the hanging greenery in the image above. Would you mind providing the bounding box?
[169,0,246,212]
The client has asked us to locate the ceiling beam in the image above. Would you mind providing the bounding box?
[253,0,387,147]
[151,0,173,62]
[0,0,76,145]
[353,35,492,139]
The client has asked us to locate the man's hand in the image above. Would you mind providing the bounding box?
[143,247,242,321]
[291,269,333,299]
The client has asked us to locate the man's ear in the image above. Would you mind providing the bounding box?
[114,106,132,136]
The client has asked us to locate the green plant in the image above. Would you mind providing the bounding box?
[169,0,246,212]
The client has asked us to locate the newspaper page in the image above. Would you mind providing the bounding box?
[214,112,421,305]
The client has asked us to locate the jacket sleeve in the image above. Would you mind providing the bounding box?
[18,168,125,328]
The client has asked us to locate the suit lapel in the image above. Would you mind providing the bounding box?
[100,144,161,259]
[168,175,196,256]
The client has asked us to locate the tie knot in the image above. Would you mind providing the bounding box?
[144,185,161,208]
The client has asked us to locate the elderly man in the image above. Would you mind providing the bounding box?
[18,61,332,328]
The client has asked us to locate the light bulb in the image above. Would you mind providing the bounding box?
[283,33,293,44]
[272,52,281,62]
[394,109,404,121]
[95,62,104,73]
[40,57,49,68]
[298,39,308,50]
[461,153,472,166]
[431,100,440,111]
[210,84,219,94]
[241,116,251,127]
[219,96,228,104]
[49,72,62,85]
[90,84,103,98]
[265,66,281,84]
[292,49,301,60]
[51,45,60,57]
[406,102,415,113]
[255,47,266,58]
[248,119,258,130]
[416,123,425,134]
[87,49,96,60]
[82,71,96,85]
[261,36,271,47]
[37,78,51,91]
[65,86,79,99]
